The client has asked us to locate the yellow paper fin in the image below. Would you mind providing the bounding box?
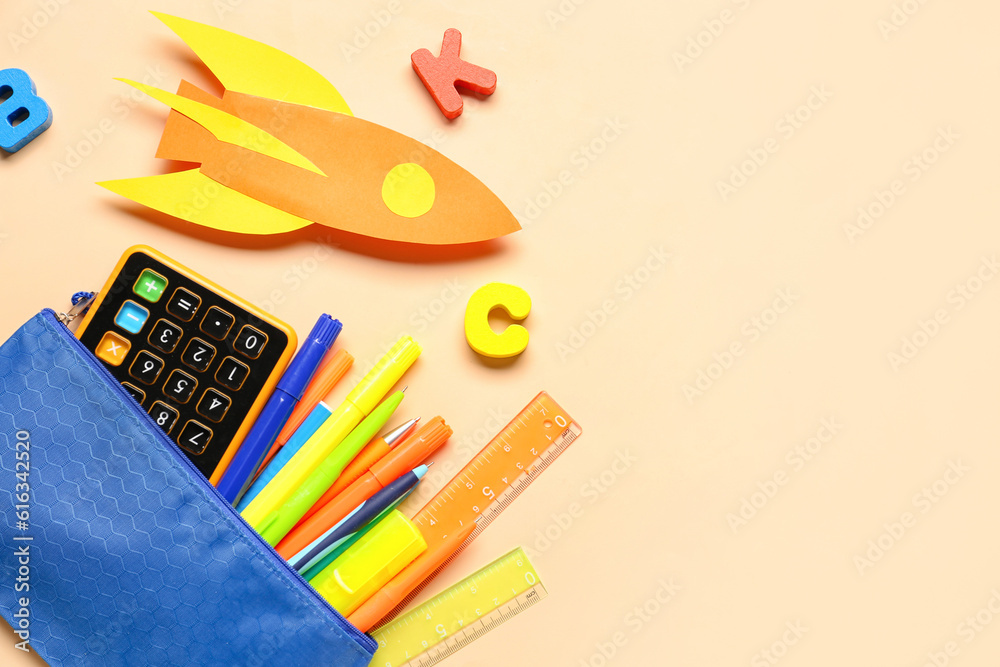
[98,170,313,235]
[118,79,325,176]
[151,12,352,116]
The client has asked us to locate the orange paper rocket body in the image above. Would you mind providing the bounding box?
[98,13,520,246]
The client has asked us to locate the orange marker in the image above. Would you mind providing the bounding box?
[348,521,477,632]
[317,418,419,508]
[257,348,353,472]
[275,417,451,560]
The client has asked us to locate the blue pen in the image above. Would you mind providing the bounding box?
[235,402,332,512]
[289,465,428,572]
[217,314,342,505]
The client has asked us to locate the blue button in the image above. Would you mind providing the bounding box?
[114,301,149,334]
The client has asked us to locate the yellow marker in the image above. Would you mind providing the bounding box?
[464,283,531,358]
[241,337,420,541]
[311,510,427,617]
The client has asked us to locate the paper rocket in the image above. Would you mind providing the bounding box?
[98,13,521,245]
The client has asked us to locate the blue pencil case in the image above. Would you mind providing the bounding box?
[0,310,376,666]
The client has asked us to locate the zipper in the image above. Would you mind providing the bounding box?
[41,308,377,654]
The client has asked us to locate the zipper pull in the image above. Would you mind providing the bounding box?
[58,291,97,326]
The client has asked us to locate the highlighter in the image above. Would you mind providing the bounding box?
[310,510,427,617]
[242,336,420,541]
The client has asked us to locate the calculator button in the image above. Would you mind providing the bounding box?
[96,331,131,366]
[122,383,145,404]
[129,351,164,385]
[167,288,201,322]
[148,319,183,354]
[233,325,268,359]
[163,370,197,403]
[133,269,168,303]
[148,402,179,434]
[215,356,250,391]
[201,307,234,340]
[196,389,231,423]
[178,420,213,455]
[181,338,216,372]
[114,301,149,334]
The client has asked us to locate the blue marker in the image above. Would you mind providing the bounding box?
[218,314,342,505]
[235,402,332,512]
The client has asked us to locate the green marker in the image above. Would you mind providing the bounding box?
[258,389,406,545]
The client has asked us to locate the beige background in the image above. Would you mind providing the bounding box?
[3,0,1000,665]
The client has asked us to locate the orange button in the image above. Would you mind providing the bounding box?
[96,331,132,366]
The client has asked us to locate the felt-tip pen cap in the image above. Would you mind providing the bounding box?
[276,314,343,399]
[311,510,427,617]
[346,337,421,415]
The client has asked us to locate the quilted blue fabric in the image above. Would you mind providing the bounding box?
[0,311,376,666]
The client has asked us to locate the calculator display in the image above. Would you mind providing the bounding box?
[76,246,296,483]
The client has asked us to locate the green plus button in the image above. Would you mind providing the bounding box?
[133,269,168,302]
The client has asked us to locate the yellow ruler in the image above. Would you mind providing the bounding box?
[370,547,546,666]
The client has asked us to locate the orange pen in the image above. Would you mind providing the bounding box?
[348,521,477,632]
[311,417,420,515]
[275,417,451,560]
[257,348,353,472]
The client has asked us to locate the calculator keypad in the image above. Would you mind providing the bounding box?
[130,351,164,385]
[76,249,293,480]
[148,319,182,354]
[201,307,234,340]
[181,338,216,372]
[167,287,200,321]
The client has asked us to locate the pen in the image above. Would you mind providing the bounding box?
[289,465,428,573]
[300,417,419,523]
[247,389,406,545]
[347,520,478,632]
[301,497,406,582]
[258,348,353,472]
[217,314,341,505]
[275,417,450,558]
[241,336,420,540]
[235,402,332,512]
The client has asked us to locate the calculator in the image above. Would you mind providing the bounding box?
[75,246,297,484]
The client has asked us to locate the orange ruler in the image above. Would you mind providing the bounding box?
[370,391,581,628]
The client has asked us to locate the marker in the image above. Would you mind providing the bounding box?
[241,336,420,541]
[289,465,428,573]
[258,348,353,472]
[247,389,406,545]
[217,314,341,505]
[275,417,450,559]
[235,402,332,512]
[348,521,478,632]
[311,510,427,617]
[301,417,419,522]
